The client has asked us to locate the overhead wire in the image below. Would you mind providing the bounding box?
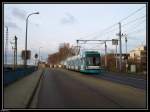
[122,15,146,27]
[87,5,146,41]
[77,23,118,40]
[127,28,146,35]
[123,18,146,34]
[118,5,146,22]
[77,5,146,53]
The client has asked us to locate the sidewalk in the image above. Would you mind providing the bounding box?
[4,68,44,109]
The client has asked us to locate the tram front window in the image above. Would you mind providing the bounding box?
[86,57,100,66]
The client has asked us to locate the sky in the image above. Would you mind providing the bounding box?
[3,3,146,65]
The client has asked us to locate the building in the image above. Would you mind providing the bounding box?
[129,45,147,72]
[116,53,130,60]
[100,53,129,71]
[129,45,146,61]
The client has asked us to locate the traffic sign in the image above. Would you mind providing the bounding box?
[35,53,38,59]
[112,39,118,45]
[21,50,31,60]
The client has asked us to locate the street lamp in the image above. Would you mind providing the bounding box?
[24,12,39,67]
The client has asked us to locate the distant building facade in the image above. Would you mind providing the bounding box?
[129,45,147,72]
[116,53,130,61]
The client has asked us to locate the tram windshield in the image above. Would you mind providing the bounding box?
[86,55,100,66]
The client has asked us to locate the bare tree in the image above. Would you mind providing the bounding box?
[48,43,76,65]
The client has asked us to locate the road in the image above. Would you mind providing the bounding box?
[92,72,146,90]
[37,68,146,109]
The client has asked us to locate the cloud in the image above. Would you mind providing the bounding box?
[5,21,21,30]
[12,8,26,20]
[35,23,39,27]
[31,23,39,27]
[61,13,77,25]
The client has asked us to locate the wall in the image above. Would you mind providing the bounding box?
[4,66,36,86]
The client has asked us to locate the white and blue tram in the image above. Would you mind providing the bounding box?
[63,51,101,74]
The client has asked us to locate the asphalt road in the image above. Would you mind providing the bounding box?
[37,68,146,109]
[91,72,146,90]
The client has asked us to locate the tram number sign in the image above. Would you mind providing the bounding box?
[112,39,118,45]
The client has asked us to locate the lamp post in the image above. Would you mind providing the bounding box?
[24,12,39,67]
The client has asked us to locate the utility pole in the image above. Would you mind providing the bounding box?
[104,41,107,68]
[5,26,8,66]
[119,22,122,72]
[116,45,118,69]
[15,36,17,66]
[10,41,14,69]
[13,43,15,70]
[125,36,128,72]
[76,40,81,55]
[11,36,18,71]
[125,36,127,54]
[10,38,16,70]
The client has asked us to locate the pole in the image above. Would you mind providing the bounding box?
[13,38,15,70]
[119,22,122,72]
[104,41,107,68]
[39,48,40,62]
[125,36,128,72]
[5,26,8,65]
[24,12,39,68]
[24,17,28,67]
[116,45,117,69]
[77,40,80,55]
[15,36,17,66]
[125,36,127,54]
[10,42,13,68]
[14,47,15,70]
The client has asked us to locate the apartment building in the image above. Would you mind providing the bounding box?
[129,45,147,72]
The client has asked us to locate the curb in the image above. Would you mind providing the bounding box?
[26,69,45,108]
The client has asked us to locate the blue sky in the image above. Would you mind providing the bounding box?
[3,3,146,65]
